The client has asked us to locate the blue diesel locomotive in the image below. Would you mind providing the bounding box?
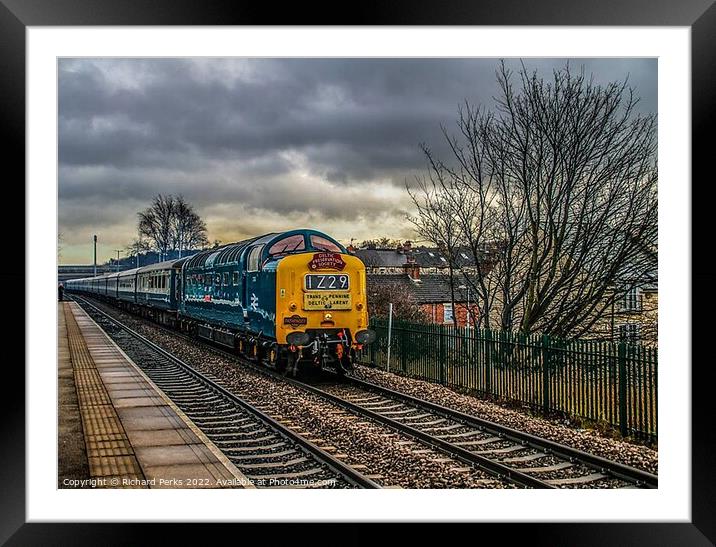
[66,229,376,372]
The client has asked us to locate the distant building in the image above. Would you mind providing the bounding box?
[58,264,114,283]
[358,244,483,326]
[58,249,204,283]
[591,255,658,346]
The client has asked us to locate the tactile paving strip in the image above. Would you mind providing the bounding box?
[64,305,147,486]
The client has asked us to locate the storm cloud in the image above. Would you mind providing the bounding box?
[59,57,657,264]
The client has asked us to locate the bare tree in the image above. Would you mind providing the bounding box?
[409,61,657,338]
[172,195,208,257]
[359,238,404,249]
[58,232,64,262]
[368,282,430,323]
[138,194,208,260]
[138,194,175,261]
[407,168,464,327]
[125,237,151,267]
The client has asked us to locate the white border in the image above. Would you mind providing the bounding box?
[28,27,690,522]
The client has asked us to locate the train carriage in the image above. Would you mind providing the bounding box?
[134,258,187,325]
[117,267,139,304]
[106,272,119,300]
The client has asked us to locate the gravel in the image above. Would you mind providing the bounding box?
[351,365,658,475]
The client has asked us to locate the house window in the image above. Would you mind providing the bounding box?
[443,303,454,323]
[618,323,640,345]
[622,286,642,311]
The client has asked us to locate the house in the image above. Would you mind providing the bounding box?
[592,256,658,346]
[363,253,479,326]
[354,241,490,275]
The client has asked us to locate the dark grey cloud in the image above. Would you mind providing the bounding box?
[59,57,657,263]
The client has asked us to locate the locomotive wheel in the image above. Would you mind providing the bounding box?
[250,342,262,362]
[286,352,298,377]
[267,346,282,370]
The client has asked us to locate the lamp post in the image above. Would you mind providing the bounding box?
[114,249,122,272]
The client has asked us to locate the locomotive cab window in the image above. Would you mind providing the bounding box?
[268,235,305,255]
[310,235,342,253]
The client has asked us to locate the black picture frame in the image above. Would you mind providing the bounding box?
[4,1,712,544]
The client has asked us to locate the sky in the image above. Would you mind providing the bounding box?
[58,57,657,265]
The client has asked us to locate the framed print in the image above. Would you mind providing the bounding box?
[3,0,712,543]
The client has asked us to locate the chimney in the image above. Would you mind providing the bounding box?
[403,254,420,281]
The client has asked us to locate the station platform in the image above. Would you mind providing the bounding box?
[58,301,252,488]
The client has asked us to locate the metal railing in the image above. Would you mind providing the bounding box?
[359,318,657,443]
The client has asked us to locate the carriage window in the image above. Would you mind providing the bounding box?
[268,235,305,255]
[232,271,239,285]
[223,272,229,286]
[310,235,342,253]
[247,245,265,272]
[215,273,221,286]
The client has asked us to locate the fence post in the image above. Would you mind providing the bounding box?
[618,342,628,437]
[541,334,551,413]
[483,329,491,394]
[401,327,408,373]
[386,303,393,373]
[439,324,446,385]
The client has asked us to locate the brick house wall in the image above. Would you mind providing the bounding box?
[421,302,480,327]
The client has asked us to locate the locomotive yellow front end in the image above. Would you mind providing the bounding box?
[275,251,375,371]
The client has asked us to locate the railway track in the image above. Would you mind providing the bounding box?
[72,296,380,490]
[74,295,657,489]
[298,377,658,489]
[190,336,658,488]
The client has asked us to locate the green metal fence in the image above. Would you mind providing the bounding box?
[359,318,657,443]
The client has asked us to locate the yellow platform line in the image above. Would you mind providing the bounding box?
[63,304,147,487]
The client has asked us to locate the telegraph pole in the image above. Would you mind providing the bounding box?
[114,250,122,272]
[93,235,97,276]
